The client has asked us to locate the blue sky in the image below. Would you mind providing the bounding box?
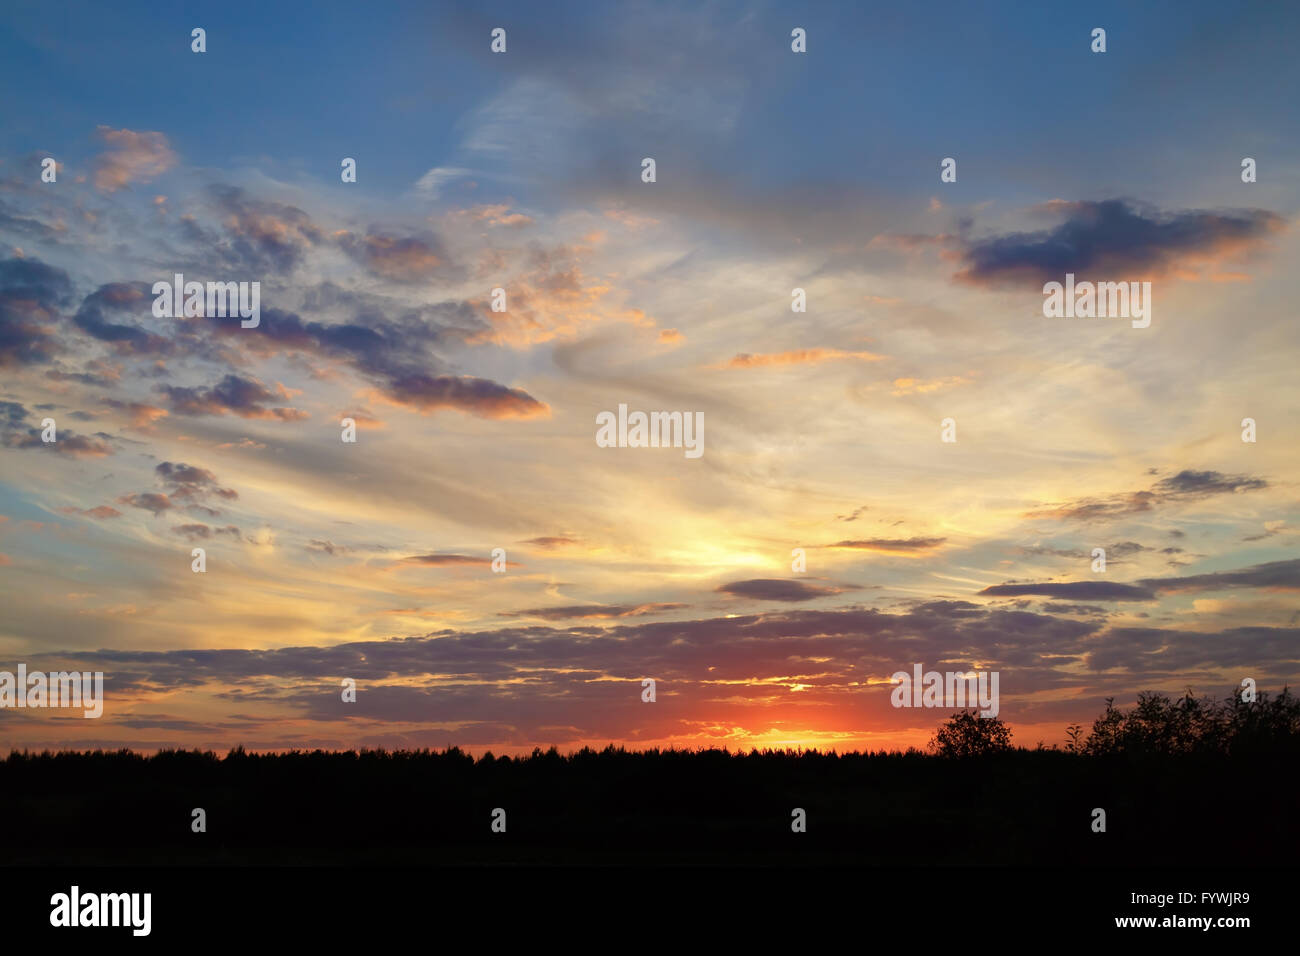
[6,0,1296,211]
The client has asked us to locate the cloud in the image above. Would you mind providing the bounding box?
[520,536,580,549]
[1140,558,1300,595]
[307,539,350,556]
[394,553,486,568]
[25,595,1300,746]
[500,603,688,620]
[889,376,970,396]
[0,256,72,369]
[375,373,549,419]
[717,579,845,602]
[980,559,1300,603]
[825,537,946,555]
[336,230,458,282]
[116,492,172,516]
[464,246,650,348]
[1027,470,1267,522]
[954,199,1285,286]
[0,402,113,457]
[57,505,122,520]
[170,523,241,542]
[44,358,124,387]
[218,305,544,420]
[2,430,113,457]
[171,523,212,540]
[413,166,476,198]
[72,282,172,356]
[101,399,168,429]
[155,461,238,502]
[92,127,176,192]
[155,374,308,421]
[452,204,534,228]
[979,581,1156,601]
[205,184,322,273]
[713,348,884,370]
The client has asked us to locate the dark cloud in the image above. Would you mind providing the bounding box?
[1040,603,1109,616]
[1152,470,1268,498]
[44,358,123,387]
[155,461,238,501]
[980,581,1156,601]
[380,372,549,419]
[954,199,1285,286]
[396,554,484,568]
[155,374,308,421]
[0,256,71,368]
[171,523,212,540]
[0,401,113,457]
[1140,558,1300,595]
[116,492,171,516]
[170,523,240,542]
[1027,470,1267,522]
[26,596,1299,745]
[2,430,114,457]
[71,282,172,356]
[1018,541,1170,563]
[500,603,688,620]
[204,184,322,273]
[306,539,349,556]
[113,461,238,522]
[223,305,544,420]
[826,537,946,554]
[336,230,461,283]
[1084,625,1300,674]
[980,558,1300,604]
[520,536,580,549]
[717,579,845,602]
[0,400,27,429]
[0,198,60,241]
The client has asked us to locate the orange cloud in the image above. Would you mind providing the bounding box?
[603,207,660,229]
[453,204,534,228]
[92,127,177,192]
[713,348,884,370]
[890,375,971,396]
[468,252,652,347]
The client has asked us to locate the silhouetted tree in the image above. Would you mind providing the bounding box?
[1081,687,1299,757]
[929,711,1013,757]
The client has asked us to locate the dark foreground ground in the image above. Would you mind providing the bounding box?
[1,745,1294,865]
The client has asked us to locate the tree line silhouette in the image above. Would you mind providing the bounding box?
[1,687,1294,865]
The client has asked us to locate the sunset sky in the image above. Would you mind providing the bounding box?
[1,0,1297,754]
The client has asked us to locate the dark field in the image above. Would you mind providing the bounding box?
[5,691,1294,866]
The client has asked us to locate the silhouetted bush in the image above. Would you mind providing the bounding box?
[929,711,1013,757]
[1082,687,1298,757]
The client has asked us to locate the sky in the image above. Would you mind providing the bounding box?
[1,0,1297,754]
